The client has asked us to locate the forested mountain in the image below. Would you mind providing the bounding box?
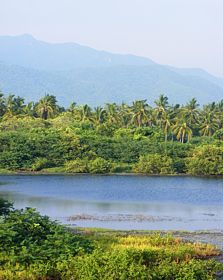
[0,34,223,106]
[0,34,155,70]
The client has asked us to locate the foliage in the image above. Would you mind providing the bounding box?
[0,198,13,216]
[0,93,223,175]
[88,157,111,174]
[31,157,53,171]
[134,154,174,174]
[0,204,222,280]
[65,159,88,173]
[72,232,222,280]
[0,207,93,267]
[186,145,223,175]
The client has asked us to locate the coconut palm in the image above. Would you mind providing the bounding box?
[23,102,34,117]
[161,112,172,142]
[199,109,218,136]
[181,98,200,126]
[4,94,24,117]
[105,103,119,124]
[0,92,6,117]
[119,102,131,127]
[130,100,150,127]
[79,104,92,122]
[35,94,57,120]
[154,95,169,127]
[92,106,106,125]
[173,118,192,143]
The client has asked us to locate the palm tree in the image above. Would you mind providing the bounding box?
[181,98,200,126]
[199,109,218,136]
[130,100,150,127]
[79,104,92,122]
[161,112,172,142]
[105,103,119,124]
[68,102,77,114]
[0,91,6,117]
[23,102,34,117]
[92,106,106,125]
[4,94,25,117]
[154,95,169,127]
[119,102,131,127]
[35,94,57,120]
[173,118,192,143]
[216,100,223,129]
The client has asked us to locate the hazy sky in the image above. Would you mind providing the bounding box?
[1,0,223,77]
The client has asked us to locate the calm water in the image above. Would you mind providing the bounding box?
[0,175,223,230]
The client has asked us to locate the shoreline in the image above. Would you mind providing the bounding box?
[0,170,223,178]
[74,227,223,253]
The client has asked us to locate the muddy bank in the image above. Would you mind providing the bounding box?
[68,213,222,223]
[173,231,223,251]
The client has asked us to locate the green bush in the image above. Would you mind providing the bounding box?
[74,249,148,280]
[0,198,13,216]
[111,162,133,173]
[88,157,111,174]
[186,145,223,175]
[134,154,174,174]
[73,249,221,280]
[0,208,93,266]
[65,158,88,173]
[31,157,52,171]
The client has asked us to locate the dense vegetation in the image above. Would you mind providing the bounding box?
[0,198,222,280]
[0,92,223,175]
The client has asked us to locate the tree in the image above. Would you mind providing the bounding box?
[161,111,172,142]
[0,91,6,117]
[105,103,119,124]
[181,98,200,126]
[173,119,192,143]
[154,95,169,125]
[130,100,150,127]
[3,94,25,117]
[35,94,58,120]
[92,106,106,125]
[79,104,92,122]
[199,108,218,136]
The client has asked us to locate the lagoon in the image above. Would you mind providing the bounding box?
[0,174,223,231]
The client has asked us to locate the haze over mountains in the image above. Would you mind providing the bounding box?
[0,34,223,106]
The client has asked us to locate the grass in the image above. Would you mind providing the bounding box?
[0,169,15,175]
[0,228,222,280]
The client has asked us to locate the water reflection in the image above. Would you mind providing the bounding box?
[0,175,223,230]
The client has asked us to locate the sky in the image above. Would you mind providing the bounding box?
[0,0,223,77]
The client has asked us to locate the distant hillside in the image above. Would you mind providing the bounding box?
[0,34,222,106]
[0,34,154,70]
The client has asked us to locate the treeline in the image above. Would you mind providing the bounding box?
[0,92,223,175]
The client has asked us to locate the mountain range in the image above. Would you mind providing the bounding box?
[0,34,222,106]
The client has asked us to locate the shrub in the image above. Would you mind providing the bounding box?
[88,157,111,174]
[186,145,223,175]
[74,249,148,280]
[31,157,52,171]
[73,249,221,280]
[0,198,13,216]
[134,154,174,174]
[0,208,93,266]
[65,158,88,173]
[111,162,133,173]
